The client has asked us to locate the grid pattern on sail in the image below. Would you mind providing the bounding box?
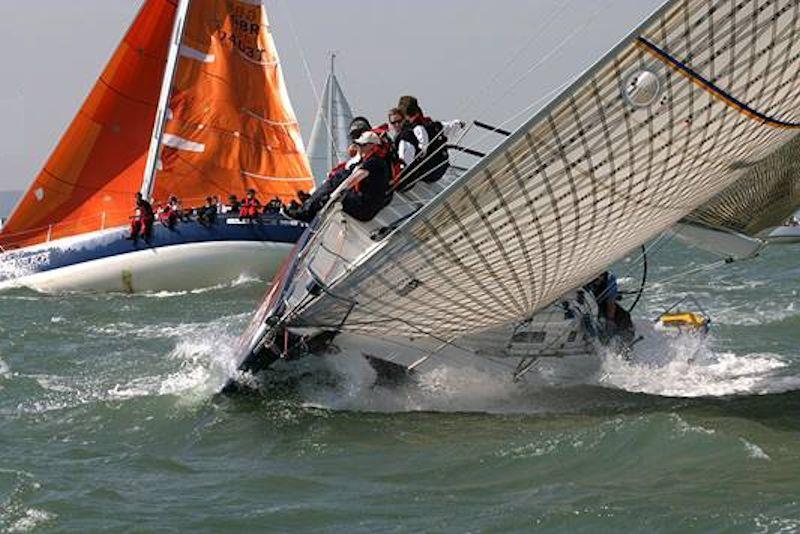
[291,0,800,337]
[686,134,800,235]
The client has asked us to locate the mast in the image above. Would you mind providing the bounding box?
[307,52,354,186]
[140,0,191,199]
[328,52,337,172]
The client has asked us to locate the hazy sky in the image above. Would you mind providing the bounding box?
[0,0,664,192]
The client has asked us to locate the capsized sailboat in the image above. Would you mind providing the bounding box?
[226,0,800,392]
[0,0,314,293]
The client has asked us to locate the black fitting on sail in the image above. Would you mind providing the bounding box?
[473,120,512,137]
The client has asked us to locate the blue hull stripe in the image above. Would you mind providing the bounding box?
[2,215,307,277]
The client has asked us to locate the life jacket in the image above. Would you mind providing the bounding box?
[402,115,449,185]
[370,126,403,187]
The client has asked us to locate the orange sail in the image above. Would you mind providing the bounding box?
[1,0,314,251]
[0,0,177,249]
[151,0,313,207]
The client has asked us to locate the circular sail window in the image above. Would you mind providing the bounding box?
[623,69,662,108]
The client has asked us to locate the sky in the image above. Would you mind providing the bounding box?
[0,0,664,192]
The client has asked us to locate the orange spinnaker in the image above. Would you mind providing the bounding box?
[0,0,176,250]
[153,0,313,207]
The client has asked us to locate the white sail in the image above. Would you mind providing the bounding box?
[306,54,354,186]
[242,0,800,352]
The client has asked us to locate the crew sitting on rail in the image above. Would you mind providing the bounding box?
[263,197,283,215]
[223,194,240,214]
[197,196,217,226]
[239,189,262,219]
[126,192,154,240]
[157,201,178,229]
[395,95,465,185]
[167,195,187,221]
[286,117,373,222]
[341,131,393,222]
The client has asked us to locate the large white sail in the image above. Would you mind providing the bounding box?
[251,0,800,346]
[306,54,354,186]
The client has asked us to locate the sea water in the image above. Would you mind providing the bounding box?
[0,242,798,532]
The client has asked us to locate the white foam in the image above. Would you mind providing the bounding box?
[136,273,262,298]
[596,332,795,397]
[5,509,56,533]
[740,438,770,460]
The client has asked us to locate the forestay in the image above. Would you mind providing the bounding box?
[282,0,800,338]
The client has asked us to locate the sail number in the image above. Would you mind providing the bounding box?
[216,10,269,63]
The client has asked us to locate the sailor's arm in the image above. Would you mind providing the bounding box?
[413,125,429,153]
[398,140,416,165]
[441,119,466,139]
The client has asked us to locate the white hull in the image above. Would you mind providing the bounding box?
[4,240,292,293]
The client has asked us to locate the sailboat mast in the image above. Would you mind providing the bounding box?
[140,0,191,199]
[328,52,337,172]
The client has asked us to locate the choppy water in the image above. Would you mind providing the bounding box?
[1,243,799,532]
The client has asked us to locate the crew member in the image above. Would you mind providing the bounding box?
[158,201,177,229]
[341,131,392,222]
[587,271,634,339]
[197,196,217,226]
[286,117,373,222]
[396,95,464,184]
[127,192,154,240]
[240,189,262,219]
[224,194,241,214]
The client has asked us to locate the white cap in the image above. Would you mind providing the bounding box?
[354,131,381,146]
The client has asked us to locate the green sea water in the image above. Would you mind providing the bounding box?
[1,242,799,532]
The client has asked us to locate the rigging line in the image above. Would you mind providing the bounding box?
[588,231,675,309]
[648,258,731,289]
[626,245,648,314]
[394,1,608,193]
[452,0,575,117]
[278,0,338,155]
[459,0,610,128]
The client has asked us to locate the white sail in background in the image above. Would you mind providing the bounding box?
[307,54,354,186]
[274,0,800,340]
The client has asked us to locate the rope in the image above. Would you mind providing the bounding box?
[278,1,338,160]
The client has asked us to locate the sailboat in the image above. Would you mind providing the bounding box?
[226,0,800,392]
[0,0,314,293]
[306,54,355,188]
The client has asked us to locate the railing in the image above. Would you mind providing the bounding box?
[278,169,462,323]
[0,195,216,251]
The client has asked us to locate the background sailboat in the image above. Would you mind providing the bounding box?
[0,0,314,292]
[306,54,354,186]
